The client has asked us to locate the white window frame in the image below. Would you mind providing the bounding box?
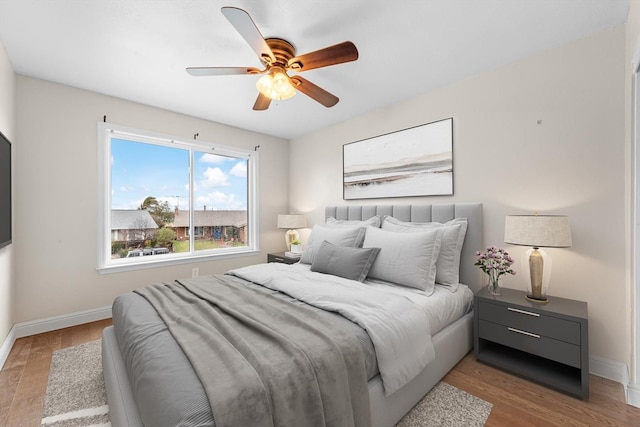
[97,122,259,273]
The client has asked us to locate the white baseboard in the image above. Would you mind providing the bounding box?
[0,325,16,371]
[590,354,630,385]
[628,383,640,408]
[590,354,634,405]
[0,306,112,370]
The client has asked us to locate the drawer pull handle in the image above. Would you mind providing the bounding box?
[508,307,540,317]
[508,327,540,338]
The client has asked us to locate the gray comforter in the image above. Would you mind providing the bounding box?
[228,263,435,395]
[130,274,371,427]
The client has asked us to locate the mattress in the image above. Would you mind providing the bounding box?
[112,269,473,427]
[291,262,474,336]
[362,278,474,336]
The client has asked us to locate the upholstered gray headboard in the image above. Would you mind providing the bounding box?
[325,203,483,293]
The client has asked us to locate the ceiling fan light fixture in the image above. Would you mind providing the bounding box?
[256,69,296,100]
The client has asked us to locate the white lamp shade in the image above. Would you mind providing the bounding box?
[504,214,571,302]
[504,215,571,248]
[277,214,306,229]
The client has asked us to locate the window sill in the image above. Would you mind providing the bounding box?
[96,248,260,274]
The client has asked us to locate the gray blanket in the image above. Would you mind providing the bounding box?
[135,275,371,427]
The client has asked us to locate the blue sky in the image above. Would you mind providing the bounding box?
[111,138,247,211]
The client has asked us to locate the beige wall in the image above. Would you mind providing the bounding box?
[12,76,289,323]
[0,41,15,346]
[290,26,627,364]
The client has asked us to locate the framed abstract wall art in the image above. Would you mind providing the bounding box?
[343,117,453,200]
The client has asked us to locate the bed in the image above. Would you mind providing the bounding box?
[102,203,483,427]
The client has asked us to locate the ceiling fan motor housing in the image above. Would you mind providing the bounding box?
[264,38,297,68]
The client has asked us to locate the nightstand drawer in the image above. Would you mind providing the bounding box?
[478,319,581,368]
[478,300,581,345]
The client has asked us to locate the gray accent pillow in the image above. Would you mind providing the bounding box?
[325,216,381,228]
[382,217,468,291]
[299,224,366,265]
[310,241,381,282]
[363,226,443,294]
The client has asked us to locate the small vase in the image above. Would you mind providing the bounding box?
[488,275,501,295]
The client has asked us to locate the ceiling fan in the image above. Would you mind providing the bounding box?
[186,7,359,111]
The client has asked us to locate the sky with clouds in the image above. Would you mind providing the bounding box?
[111,138,247,211]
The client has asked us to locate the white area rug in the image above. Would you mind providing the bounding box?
[396,381,492,426]
[42,340,110,427]
[42,340,492,427]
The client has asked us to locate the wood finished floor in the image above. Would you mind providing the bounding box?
[0,319,112,427]
[1,319,640,426]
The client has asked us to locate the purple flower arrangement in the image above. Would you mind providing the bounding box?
[475,246,515,290]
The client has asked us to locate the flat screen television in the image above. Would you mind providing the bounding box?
[0,130,11,249]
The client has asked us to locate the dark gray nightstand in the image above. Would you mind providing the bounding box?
[474,286,589,399]
[267,252,300,265]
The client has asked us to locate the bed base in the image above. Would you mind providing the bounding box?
[102,311,473,427]
[102,326,143,427]
[369,312,473,427]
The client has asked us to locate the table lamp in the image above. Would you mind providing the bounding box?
[277,214,306,251]
[504,214,572,303]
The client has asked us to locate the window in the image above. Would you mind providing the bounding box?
[97,123,258,272]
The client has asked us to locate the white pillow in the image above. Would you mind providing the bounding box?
[362,226,443,294]
[299,225,366,265]
[382,217,468,291]
[325,215,381,228]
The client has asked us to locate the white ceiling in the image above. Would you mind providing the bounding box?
[0,0,630,139]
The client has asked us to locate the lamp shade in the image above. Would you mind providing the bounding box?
[277,214,306,229]
[504,215,572,248]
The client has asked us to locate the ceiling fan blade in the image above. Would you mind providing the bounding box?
[186,66,262,76]
[290,76,339,107]
[253,93,271,110]
[221,7,276,65]
[288,41,358,72]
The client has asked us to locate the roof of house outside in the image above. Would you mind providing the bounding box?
[111,209,159,230]
[170,210,247,228]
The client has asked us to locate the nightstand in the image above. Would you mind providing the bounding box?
[474,287,589,399]
[267,252,300,265]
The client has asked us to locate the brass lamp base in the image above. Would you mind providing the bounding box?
[525,294,549,304]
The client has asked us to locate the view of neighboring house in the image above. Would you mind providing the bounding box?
[170,208,247,244]
[110,209,158,242]
[111,208,247,247]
